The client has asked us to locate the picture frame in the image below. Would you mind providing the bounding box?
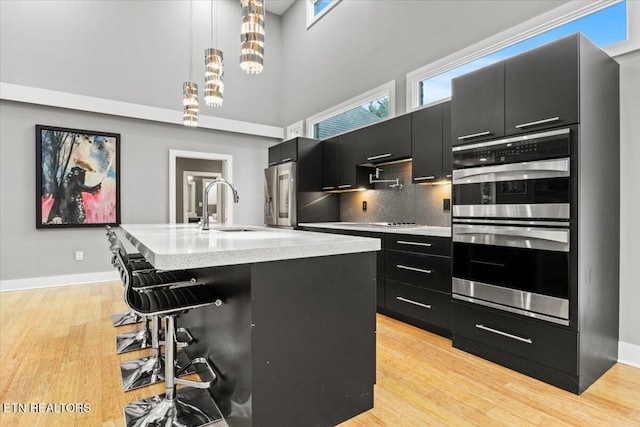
[35,124,121,228]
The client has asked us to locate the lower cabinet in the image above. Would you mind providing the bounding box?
[385,281,450,331]
[452,301,580,392]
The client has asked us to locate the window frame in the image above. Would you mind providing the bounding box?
[406,0,638,111]
[285,120,304,140]
[306,0,342,29]
[305,81,396,140]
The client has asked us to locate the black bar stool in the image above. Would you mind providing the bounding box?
[108,234,196,391]
[113,247,225,426]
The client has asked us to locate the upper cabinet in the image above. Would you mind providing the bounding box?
[505,35,579,135]
[451,61,505,145]
[411,101,452,183]
[451,34,583,146]
[356,115,412,164]
[322,132,371,191]
[268,138,299,166]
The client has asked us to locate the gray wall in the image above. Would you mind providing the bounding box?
[0,0,283,127]
[280,0,569,125]
[0,100,273,281]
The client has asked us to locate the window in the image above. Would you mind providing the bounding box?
[408,0,629,109]
[306,81,395,140]
[307,0,341,29]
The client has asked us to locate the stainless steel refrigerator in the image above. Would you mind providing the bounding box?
[264,162,297,227]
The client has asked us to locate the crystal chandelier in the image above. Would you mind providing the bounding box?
[205,0,224,107]
[183,0,198,127]
[240,0,265,74]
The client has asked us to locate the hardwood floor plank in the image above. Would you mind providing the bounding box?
[1,282,639,426]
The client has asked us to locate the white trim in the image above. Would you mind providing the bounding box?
[305,80,396,139]
[406,0,633,111]
[0,82,284,139]
[0,271,119,292]
[169,150,234,225]
[306,0,342,29]
[286,120,304,140]
[618,341,640,368]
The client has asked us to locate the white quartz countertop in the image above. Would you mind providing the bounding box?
[298,222,452,237]
[120,224,381,270]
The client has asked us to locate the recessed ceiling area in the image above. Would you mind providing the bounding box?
[265,0,296,16]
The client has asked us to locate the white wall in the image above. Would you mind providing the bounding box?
[0,100,271,282]
[0,0,283,127]
[617,49,640,350]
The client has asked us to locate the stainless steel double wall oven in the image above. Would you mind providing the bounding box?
[452,127,576,326]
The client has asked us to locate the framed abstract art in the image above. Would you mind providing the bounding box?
[35,125,121,228]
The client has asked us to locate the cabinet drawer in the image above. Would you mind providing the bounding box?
[385,250,450,293]
[452,301,577,374]
[384,233,451,256]
[385,281,450,330]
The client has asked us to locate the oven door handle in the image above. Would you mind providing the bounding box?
[453,224,570,252]
[453,158,570,184]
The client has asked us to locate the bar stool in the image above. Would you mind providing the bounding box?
[113,248,225,426]
[106,225,151,327]
[109,238,196,391]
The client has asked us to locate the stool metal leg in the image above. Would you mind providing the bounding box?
[120,315,195,392]
[123,316,225,427]
[116,316,152,354]
[112,311,143,327]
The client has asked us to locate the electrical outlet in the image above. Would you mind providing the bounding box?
[75,251,84,261]
[443,198,451,211]
[362,201,367,212]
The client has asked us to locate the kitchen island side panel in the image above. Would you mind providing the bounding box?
[251,252,377,427]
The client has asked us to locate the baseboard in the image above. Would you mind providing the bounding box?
[618,341,640,368]
[0,271,119,292]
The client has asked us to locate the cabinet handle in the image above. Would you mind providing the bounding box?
[268,162,277,166]
[282,157,293,162]
[397,240,432,247]
[445,174,452,178]
[338,184,352,189]
[515,117,560,129]
[396,296,431,309]
[367,153,392,161]
[397,265,432,274]
[475,324,533,344]
[414,176,435,181]
[322,186,336,190]
[458,131,491,141]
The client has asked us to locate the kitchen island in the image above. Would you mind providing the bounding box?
[120,224,380,427]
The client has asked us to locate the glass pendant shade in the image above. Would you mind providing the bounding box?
[204,48,224,107]
[240,0,265,74]
[182,81,199,127]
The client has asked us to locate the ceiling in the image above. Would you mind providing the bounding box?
[265,0,296,16]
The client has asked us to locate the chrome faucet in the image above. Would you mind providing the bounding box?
[201,178,240,230]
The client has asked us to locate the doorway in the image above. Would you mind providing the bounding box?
[169,150,234,224]
[182,171,222,224]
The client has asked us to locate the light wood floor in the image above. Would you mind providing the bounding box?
[1,282,638,427]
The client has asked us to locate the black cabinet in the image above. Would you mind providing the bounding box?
[356,115,412,164]
[411,101,452,183]
[268,138,302,166]
[268,144,281,167]
[322,132,372,191]
[451,61,505,145]
[321,139,338,190]
[383,233,452,336]
[505,35,579,134]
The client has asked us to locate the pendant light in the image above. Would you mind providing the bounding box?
[183,0,199,127]
[240,0,265,74]
[205,0,224,106]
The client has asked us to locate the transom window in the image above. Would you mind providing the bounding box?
[307,0,342,29]
[306,81,395,140]
[411,0,628,108]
